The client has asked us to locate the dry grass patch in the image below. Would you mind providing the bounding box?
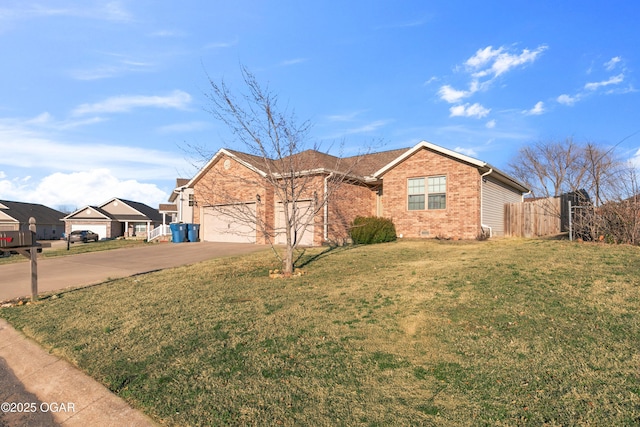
[2,239,640,425]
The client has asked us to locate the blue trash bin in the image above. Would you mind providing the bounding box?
[170,223,187,243]
[187,224,200,242]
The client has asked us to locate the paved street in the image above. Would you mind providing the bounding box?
[0,242,266,302]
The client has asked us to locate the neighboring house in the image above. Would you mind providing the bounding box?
[159,178,195,224]
[0,200,65,240]
[62,198,163,240]
[185,140,529,246]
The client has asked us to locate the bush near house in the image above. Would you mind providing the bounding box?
[350,216,397,244]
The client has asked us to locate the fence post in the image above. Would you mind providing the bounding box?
[29,217,38,301]
[568,201,573,241]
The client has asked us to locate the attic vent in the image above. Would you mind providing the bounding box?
[86,209,92,215]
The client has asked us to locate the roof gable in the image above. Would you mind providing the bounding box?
[63,206,113,220]
[188,148,269,188]
[373,141,529,193]
[98,198,162,222]
[0,210,19,222]
[373,141,485,177]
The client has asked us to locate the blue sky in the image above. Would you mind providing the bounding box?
[1,1,639,210]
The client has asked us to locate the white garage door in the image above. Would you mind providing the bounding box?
[71,224,107,240]
[275,201,314,246]
[203,204,257,243]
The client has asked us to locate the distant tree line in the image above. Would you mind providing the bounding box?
[508,137,640,244]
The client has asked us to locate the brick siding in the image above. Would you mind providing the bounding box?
[380,147,481,239]
[193,147,493,245]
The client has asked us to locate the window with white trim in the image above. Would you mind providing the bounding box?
[134,223,147,233]
[407,176,446,210]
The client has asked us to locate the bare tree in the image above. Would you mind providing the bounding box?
[509,137,640,243]
[597,165,640,244]
[198,67,370,275]
[508,138,587,198]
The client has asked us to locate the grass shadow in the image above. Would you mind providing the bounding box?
[294,244,358,269]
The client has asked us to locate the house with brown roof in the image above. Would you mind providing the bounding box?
[182,140,529,245]
[161,178,194,224]
[62,198,162,240]
[0,200,65,240]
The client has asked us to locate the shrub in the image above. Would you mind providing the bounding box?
[350,216,397,244]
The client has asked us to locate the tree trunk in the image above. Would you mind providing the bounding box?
[282,243,294,276]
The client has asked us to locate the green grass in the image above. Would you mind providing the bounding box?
[0,239,149,265]
[2,239,640,425]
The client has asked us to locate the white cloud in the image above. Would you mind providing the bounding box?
[22,112,106,130]
[279,58,308,66]
[344,120,391,134]
[605,56,622,71]
[557,94,578,106]
[449,103,490,119]
[0,117,191,181]
[375,18,428,30]
[205,39,239,49]
[149,29,186,38]
[72,90,192,116]
[486,119,496,129]
[423,76,438,86]
[0,1,132,23]
[585,73,624,91]
[438,85,474,103]
[70,60,156,81]
[0,169,168,209]
[454,147,478,157]
[437,44,547,113]
[524,101,545,115]
[466,45,548,79]
[325,111,366,122]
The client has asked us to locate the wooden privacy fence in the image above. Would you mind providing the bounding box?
[504,197,562,237]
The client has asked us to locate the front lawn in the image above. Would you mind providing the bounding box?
[0,238,150,265]
[1,239,639,425]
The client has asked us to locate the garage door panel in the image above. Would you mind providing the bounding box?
[275,201,314,246]
[203,204,256,243]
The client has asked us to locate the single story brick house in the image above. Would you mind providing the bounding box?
[0,200,65,240]
[62,198,162,240]
[184,140,529,245]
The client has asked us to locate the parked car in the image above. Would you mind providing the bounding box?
[69,230,99,243]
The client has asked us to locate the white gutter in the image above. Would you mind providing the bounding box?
[323,172,334,241]
[480,168,493,237]
[177,188,184,223]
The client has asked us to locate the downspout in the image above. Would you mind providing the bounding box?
[323,172,334,241]
[173,188,183,223]
[480,168,493,237]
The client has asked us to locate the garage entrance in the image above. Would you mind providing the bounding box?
[71,224,107,240]
[203,203,257,243]
[275,200,315,246]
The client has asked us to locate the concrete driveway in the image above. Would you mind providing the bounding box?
[0,242,267,302]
